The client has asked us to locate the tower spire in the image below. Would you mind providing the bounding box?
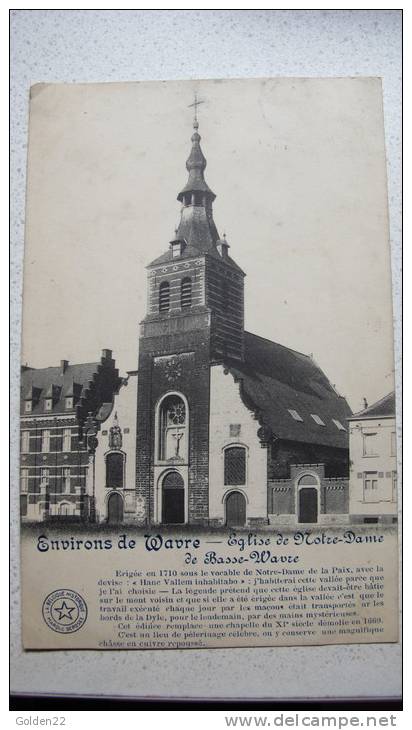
[177,97,215,205]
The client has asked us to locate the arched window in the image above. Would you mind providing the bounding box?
[298,474,318,486]
[158,394,187,461]
[106,452,124,489]
[224,446,246,486]
[181,278,192,308]
[159,281,170,312]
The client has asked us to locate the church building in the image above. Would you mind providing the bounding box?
[134,115,352,528]
[19,114,355,528]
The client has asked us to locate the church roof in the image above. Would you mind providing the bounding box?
[349,391,395,420]
[225,331,352,449]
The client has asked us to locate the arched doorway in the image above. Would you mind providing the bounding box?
[162,472,185,524]
[225,491,246,527]
[297,474,318,523]
[107,492,124,523]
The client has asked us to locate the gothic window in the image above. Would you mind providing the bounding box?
[106,452,124,489]
[159,281,170,312]
[224,446,246,486]
[181,278,192,308]
[158,394,187,461]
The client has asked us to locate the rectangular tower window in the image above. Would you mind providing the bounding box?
[159,281,170,312]
[391,431,396,456]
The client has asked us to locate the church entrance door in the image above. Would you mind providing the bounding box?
[225,491,246,527]
[107,492,124,523]
[298,487,318,523]
[162,472,185,524]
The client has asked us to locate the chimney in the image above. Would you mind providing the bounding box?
[102,349,112,360]
[60,360,68,373]
[363,397,368,410]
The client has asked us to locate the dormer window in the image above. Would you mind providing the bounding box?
[24,401,32,413]
[159,281,170,312]
[172,243,181,258]
[311,414,325,426]
[65,397,74,410]
[288,409,304,422]
[44,383,60,411]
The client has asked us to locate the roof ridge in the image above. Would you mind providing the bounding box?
[352,390,395,417]
[21,360,101,372]
[244,330,312,360]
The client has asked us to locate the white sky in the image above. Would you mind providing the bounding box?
[22,77,394,412]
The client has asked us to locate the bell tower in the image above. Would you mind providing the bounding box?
[136,109,245,526]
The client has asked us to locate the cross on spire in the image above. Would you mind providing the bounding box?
[188,92,205,125]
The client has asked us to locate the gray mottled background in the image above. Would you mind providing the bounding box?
[10,9,402,700]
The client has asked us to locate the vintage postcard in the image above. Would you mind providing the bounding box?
[19,77,399,649]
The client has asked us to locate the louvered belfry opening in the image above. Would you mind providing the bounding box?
[224,446,246,485]
[181,277,192,308]
[159,281,170,312]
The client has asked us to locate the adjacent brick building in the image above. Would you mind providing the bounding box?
[20,350,121,522]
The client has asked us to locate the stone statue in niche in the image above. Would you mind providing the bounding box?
[109,412,123,450]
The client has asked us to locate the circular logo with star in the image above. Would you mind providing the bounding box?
[42,589,88,634]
